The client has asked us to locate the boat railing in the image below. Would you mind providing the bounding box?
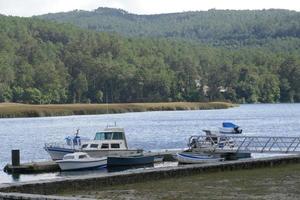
[44,142,80,150]
[188,135,300,154]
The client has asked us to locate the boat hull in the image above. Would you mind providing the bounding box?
[154,155,164,163]
[83,149,142,158]
[107,155,154,166]
[45,147,141,161]
[44,146,75,160]
[177,153,223,164]
[56,158,107,171]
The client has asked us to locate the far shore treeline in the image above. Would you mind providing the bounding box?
[0,9,300,104]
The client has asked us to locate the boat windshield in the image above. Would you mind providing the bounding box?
[94,132,124,140]
[79,155,88,159]
[64,155,74,160]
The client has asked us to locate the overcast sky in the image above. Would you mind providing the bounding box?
[0,0,300,17]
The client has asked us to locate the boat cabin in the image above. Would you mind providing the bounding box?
[81,127,128,150]
[63,152,90,160]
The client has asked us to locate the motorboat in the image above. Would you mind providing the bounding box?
[45,126,143,160]
[107,155,155,167]
[56,152,107,171]
[44,129,89,160]
[202,122,242,135]
[80,127,143,158]
[181,123,248,161]
[176,152,224,164]
[219,122,242,134]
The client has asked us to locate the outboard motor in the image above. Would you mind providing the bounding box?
[233,126,242,134]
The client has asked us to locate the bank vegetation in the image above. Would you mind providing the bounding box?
[0,102,235,118]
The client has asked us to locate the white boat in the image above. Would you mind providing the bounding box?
[45,126,142,160]
[44,129,89,160]
[176,152,224,164]
[80,127,142,158]
[56,152,107,171]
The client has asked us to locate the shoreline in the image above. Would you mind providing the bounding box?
[0,102,235,118]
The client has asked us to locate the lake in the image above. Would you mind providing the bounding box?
[1,104,300,183]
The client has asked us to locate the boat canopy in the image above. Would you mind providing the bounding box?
[222,122,239,128]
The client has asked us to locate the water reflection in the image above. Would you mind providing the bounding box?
[107,163,154,173]
[58,167,108,177]
[11,173,20,181]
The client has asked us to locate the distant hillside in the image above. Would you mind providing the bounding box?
[0,14,300,105]
[38,8,300,46]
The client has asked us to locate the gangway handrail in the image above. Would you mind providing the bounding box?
[188,135,300,154]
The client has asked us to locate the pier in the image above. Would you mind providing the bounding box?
[4,161,59,174]
[188,135,300,153]
[3,149,179,174]
[0,154,300,199]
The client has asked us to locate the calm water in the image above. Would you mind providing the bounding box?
[0,104,300,183]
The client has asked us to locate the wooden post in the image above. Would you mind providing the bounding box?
[12,149,20,166]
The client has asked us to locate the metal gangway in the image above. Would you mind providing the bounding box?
[188,135,300,154]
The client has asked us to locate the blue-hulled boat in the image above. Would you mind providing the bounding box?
[202,122,242,136]
[219,122,242,134]
[107,155,155,167]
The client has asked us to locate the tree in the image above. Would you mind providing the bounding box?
[72,73,88,103]
[23,88,42,104]
[95,90,103,103]
[0,83,12,102]
[279,57,300,102]
[258,74,280,103]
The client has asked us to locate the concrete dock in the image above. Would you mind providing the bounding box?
[4,161,59,174]
[0,154,300,199]
[3,150,180,174]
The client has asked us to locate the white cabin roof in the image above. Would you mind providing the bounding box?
[103,127,124,132]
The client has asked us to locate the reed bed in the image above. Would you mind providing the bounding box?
[0,102,235,118]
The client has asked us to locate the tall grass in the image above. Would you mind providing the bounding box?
[0,102,236,118]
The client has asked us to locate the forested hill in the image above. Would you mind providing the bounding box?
[38,8,300,46]
[0,15,300,104]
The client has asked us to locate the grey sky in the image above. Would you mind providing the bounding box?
[0,0,300,17]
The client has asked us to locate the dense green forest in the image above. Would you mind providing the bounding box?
[0,9,300,104]
[39,8,300,46]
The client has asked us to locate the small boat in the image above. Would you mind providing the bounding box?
[176,152,224,164]
[56,152,107,171]
[202,122,242,136]
[219,122,242,134]
[107,155,155,167]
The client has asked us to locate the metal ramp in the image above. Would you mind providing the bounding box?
[188,135,300,154]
